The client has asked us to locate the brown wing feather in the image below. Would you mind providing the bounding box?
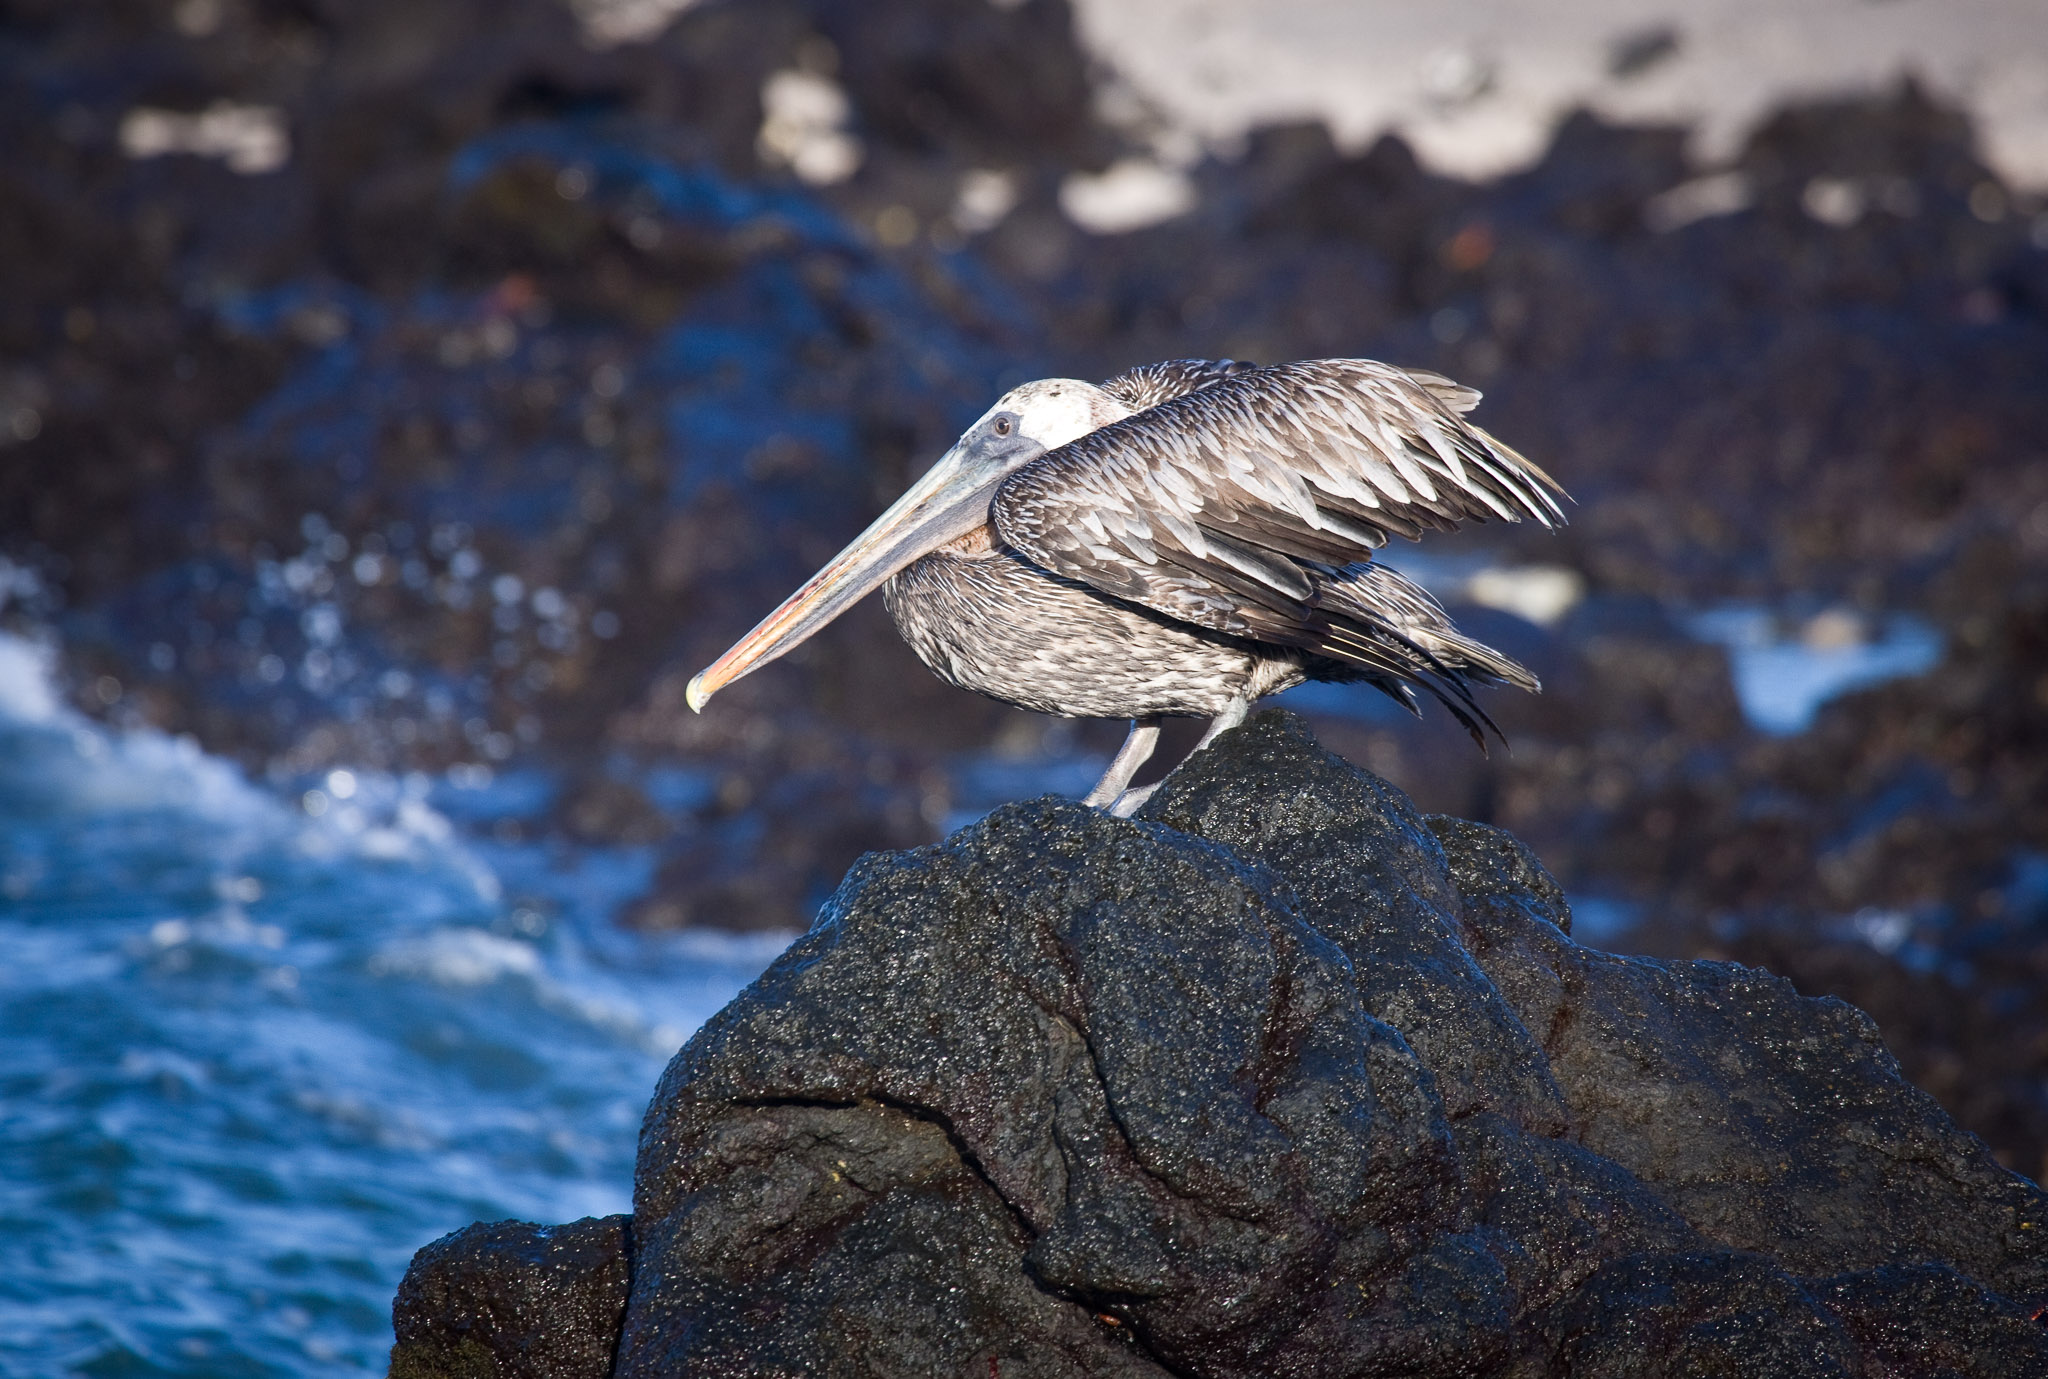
[1097,358,1258,412]
[994,358,1563,627]
[991,358,1565,739]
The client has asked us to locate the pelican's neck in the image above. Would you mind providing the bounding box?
[939,524,997,556]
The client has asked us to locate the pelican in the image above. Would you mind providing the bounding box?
[687,358,1566,815]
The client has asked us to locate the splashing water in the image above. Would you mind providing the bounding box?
[0,633,785,1376]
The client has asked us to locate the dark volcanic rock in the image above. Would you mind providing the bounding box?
[391,1215,631,1379]
[397,713,2048,1376]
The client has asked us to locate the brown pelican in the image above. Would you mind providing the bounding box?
[687,358,1566,815]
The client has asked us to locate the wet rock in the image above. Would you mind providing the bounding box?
[1150,717,2048,1295]
[816,0,1112,174]
[390,1216,631,1379]
[401,712,2048,1375]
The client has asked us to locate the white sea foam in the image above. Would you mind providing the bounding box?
[371,928,545,986]
[0,631,61,722]
[0,625,781,1373]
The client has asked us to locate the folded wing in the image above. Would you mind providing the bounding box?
[991,358,1567,736]
[1097,357,1259,412]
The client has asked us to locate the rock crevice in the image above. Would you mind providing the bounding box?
[392,711,2048,1377]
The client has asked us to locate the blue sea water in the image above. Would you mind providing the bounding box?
[1685,606,1942,736]
[0,634,786,1377]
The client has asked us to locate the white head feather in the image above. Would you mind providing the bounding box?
[979,379,1132,451]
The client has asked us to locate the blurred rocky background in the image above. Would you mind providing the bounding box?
[4,0,2047,1179]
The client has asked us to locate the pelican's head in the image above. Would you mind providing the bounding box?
[684,379,1129,711]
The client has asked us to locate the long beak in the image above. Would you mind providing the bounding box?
[686,446,997,712]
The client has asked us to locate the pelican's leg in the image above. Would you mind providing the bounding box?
[1108,697,1251,818]
[1082,717,1162,809]
[1189,696,1250,753]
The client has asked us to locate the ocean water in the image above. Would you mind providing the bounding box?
[1685,606,1943,736]
[0,634,786,1377]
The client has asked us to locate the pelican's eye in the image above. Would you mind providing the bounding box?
[992,415,1014,437]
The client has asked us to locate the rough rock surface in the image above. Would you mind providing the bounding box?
[390,1216,631,1379]
[393,712,2048,1376]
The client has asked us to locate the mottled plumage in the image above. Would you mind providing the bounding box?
[884,531,1534,720]
[690,357,1567,814]
[884,535,1310,720]
[1097,357,1259,412]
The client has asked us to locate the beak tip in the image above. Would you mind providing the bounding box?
[685,672,711,714]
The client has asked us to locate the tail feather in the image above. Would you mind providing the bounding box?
[1318,561,1538,687]
[1299,560,1539,750]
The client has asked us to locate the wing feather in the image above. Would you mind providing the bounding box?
[994,358,1564,620]
[990,359,1563,740]
[1097,358,1258,411]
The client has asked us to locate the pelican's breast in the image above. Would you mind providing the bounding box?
[882,534,1279,719]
